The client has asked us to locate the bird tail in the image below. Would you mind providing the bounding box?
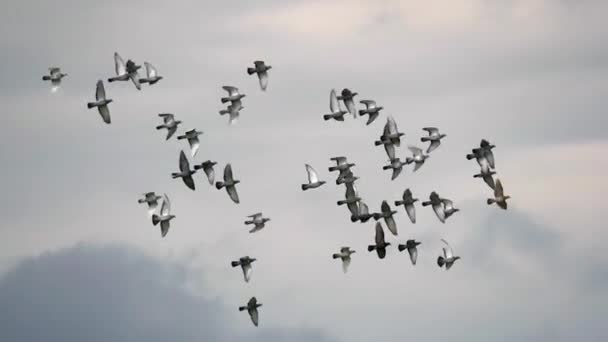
[337,200,346,206]
[231,261,240,267]
[221,98,229,103]
[152,215,160,226]
[473,173,481,178]
[238,306,246,311]
[177,136,185,140]
[107,77,116,83]
[332,253,340,259]
[350,215,359,222]
[368,245,376,252]
[421,201,430,207]
[405,157,414,164]
[219,109,228,115]
[171,173,180,179]
[395,200,403,206]
[87,102,96,109]
[193,165,202,170]
[323,114,332,121]
[358,110,366,116]
[215,181,224,190]
[466,153,474,160]
[421,137,430,142]
[398,244,406,252]
[487,198,496,205]
[437,256,445,268]
[301,184,310,191]
[137,198,146,204]
[155,125,165,130]
[247,67,256,75]
[244,220,253,225]
[382,165,391,170]
[42,76,51,81]
[328,166,338,172]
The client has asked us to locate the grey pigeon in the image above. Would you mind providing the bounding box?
[151,194,174,237]
[42,67,67,92]
[171,151,197,191]
[467,139,496,169]
[301,164,326,190]
[375,116,404,147]
[336,88,358,117]
[139,62,163,85]
[86,80,113,124]
[221,86,246,106]
[177,129,203,157]
[328,156,355,173]
[219,101,244,125]
[397,240,421,265]
[373,200,398,236]
[247,61,271,91]
[215,163,240,204]
[336,169,359,185]
[367,222,391,259]
[156,113,182,140]
[337,183,361,218]
[422,191,445,223]
[332,247,356,273]
[405,146,429,172]
[350,200,376,223]
[358,100,383,125]
[239,297,262,327]
[394,188,418,224]
[138,192,162,214]
[244,213,270,233]
[441,198,460,220]
[473,161,496,190]
[487,178,510,210]
[437,239,460,270]
[382,157,406,180]
[231,256,257,282]
[107,52,141,90]
[421,127,446,153]
[194,160,217,185]
[323,89,348,121]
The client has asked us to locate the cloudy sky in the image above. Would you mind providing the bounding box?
[1,0,607,341]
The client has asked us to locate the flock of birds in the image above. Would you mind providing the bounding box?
[42,54,510,328]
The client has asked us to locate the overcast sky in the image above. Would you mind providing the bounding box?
[1,0,607,341]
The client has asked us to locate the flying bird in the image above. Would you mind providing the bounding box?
[301,164,326,190]
[247,61,271,91]
[239,297,262,327]
[332,247,356,273]
[420,127,446,153]
[107,52,141,90]
[350,200,376,223]
[422,191,445,223]
[156,113,182,140]
[358,100,383,125]
[373,201,398,236]
[336,169,359,185]
[338,183,361,219]
[138,192,162,214]
[177,129,203,157]
[375,116,404,147]
[86,80,113,124]
[42,67,67,92]
[473,161,496,190]
[151,194,174,237]
[139,62,163,85]
[215,163,240,204]
[219,102,244,125]
[323,89,348,121]
[488,178,510,210]
[336,88,358,117]
[467,139,496,169]
[398,240,421,265]
[244,213,270,233]
[442,198,459,220]
[221,86,246,106]
[394,188,418,224]
[194,160,217,185]
[368,222,391,259]
[405,146,429,172]
[231,256,257,282]
[382,157,406,180]
[437,239,460,270]
[171,151,197,191]
[328,156,354,173]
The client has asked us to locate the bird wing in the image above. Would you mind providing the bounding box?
[441,199,454,211]
[160,194,171,216]
[483,174,496,190]
[129,72,141,90]
[342,256,351,273]
[387,116,398,135]
[114,52,126,76]
[427,140,441,153]
[49,67,60,75]
[258,71,268,91]
[384,143,396,160]
[95,80,106,101]
[375,222,385,245]
[160,220,170,237]
[329,89,339,113]
[422,127,438,135]
[183,176,195,190]
[98,105,111,124]
[412,160,424,172]
[432,203,446,223]
[408,145,422,155]
[248,213,262,219]
[385,216,398,236]
[242,263,252,282]
[347,201,359,216]
[249,307,259,327]
[484,150,496,169]
[159,113,174,122]
[188,136,200,157]
[145,62,157,78]
[391,166,402,180]
[179,151,190,172]
[405,203,416,224]
[345,99,357,117]
[227,185,240,204]
[166,125,178,140]
[408,247,418,265]
[494,179,504,197]
[222,86,238,96]
[441,239,454,258]
[204,166,215,185]
[360,100,376,109]
[224,164,234,182]
[330,156,347,165]
[358,201,369,215]
[305,164,319,183]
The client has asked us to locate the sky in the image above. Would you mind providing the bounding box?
[1,0,607,341]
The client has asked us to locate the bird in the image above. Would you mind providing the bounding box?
[373,200,398,236]
[358,100,383,125]
[156,113,182,140]
[194,160,217,185]
[437,239,460,270]
[382,157,406,180]
[151,194,174,238]
[215,164,240,204]
[336,88,358,117]
[420,127,446,153]
[244,213,270,233]
[337,182,361,219]
[336,169,359,185]
[332,247,355,273]
[231,256,257,282]
[247,61,271,91]
[323,89,348,121]
[368,222,391,259]
[301,164,326,190]
[442,198,460,220]
[221,86,246,106]
[239,297,262,327]
[177,129,203,157]
[328,156,355,173]
[219,101,244,125]
[397,240,421,265]
[138,192,162,215]
[422,191,445,223]
[375,116,404,147]
[488,178,510,209]
[405,146,429,172]
[86,80,113,124]
[107,52,141,90]
[350,200,376,223]
[394,188,418,224]
[42,67,67,92]
[139,62,163,85]
[171,151,197,191]
[473,161,496,190]
[467,139,496,169]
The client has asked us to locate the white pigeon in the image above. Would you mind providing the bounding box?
[151,194,175,237]
[301,164,326,190]
[437,239,460,270]
[332,247,356,273]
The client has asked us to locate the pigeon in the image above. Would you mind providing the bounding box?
[437,239,460,270]
[336,169,359,185]
[86,80,113,124]
[171,151,197,191]
[367,222,391,259]
[328,156,355,173]
[323,89,348,121]
[151,194,174,237]
[394,188,418,224]
[373,200,398,236]
[247,61,271,91]
[177,129,203,157]
[467,139,495,169]
[422,191,445,223]
[215,163,240,204]
[301,164,326,190]
[107,52,141,90]
[421,127,446,153]
[138,192,162,214]
[42,67,67,92]
[336,88,358,117]
[358,100,383,125]
[338,183,361,219]
[405,146,429,172]
[194,160,217,185]
[473,161,496,190]
[219,101,244,125]
[239,297,262,327]
[397,240,421,265]
[442,198,460,220]
[221,86,246,106]
[244,213,270,233]
[375,116,404,147]
[156,113,182,140]
[350,200,376,223]
[488,178,510,210]
[139,62,163,85]
[382,157,406,180]
[332,247,356,273]
[231,256,257,282]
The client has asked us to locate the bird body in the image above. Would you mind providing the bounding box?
[323,89,348,121]
[332,247,355,273]
[239,297,262,327]
[336,88,358,117]
[473,162,496,190]
[358,100,383,125]
[194,160,217,185]
[156,113,182,140]
[171,151,197,190]
[107,53,141,90]
[420,127,446,153]
[231,256,257,282]
[244,213,270,233]
[42,67,67,92]
[177,129,203,157]
[139,62,163,85]
[422,191,445,223]
[373,201,398,236]
[247,60,271,91]
[398,239,421,265]
[405,146,429,172]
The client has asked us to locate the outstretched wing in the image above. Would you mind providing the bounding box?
[422,127,439,135]
[408,145,423,155]
[160,193,171,216]
[305,164,319,183]
[145,62,157,78]
[375,222,385,245]
[494,179,504,197]
[408,247,418,265]
[114,52,126,76]
[224,164,234,182]
[179,151,190,173]
[222,86,238,96]
[432,203,446,223]
[360,100,376,109]
[258,71,268,91]
[405,203,416,224]
[329,89,339,113]
[227,186,240,203]
[95,80,106,101]
[441,239,453,258]
[98,105,111,124]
